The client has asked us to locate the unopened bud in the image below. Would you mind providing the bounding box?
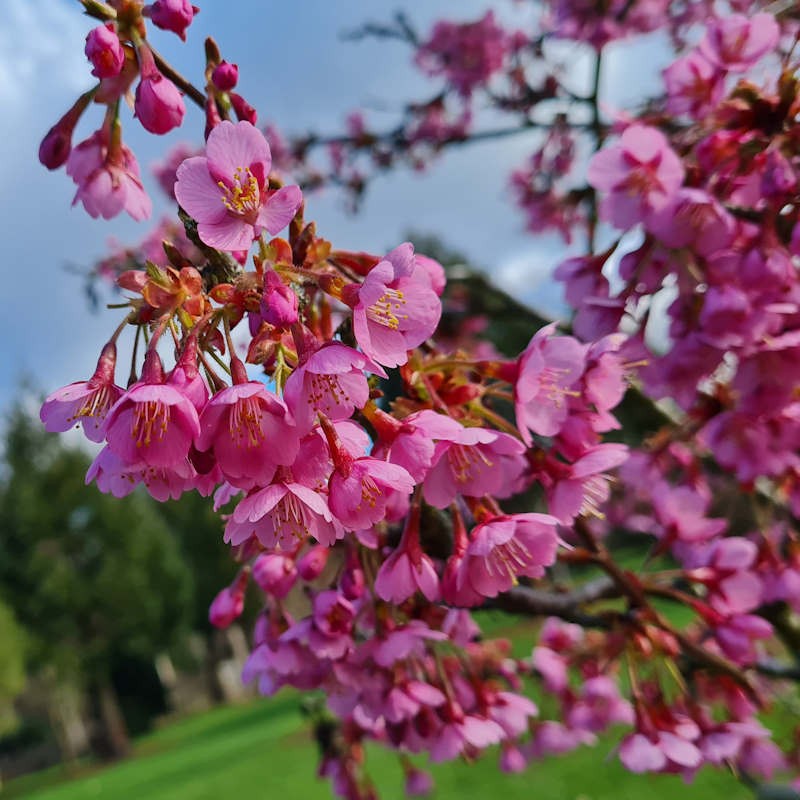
[147,0,198,41]
[85,23,124,79]
[211,60,239,92]
[230,92,257,125]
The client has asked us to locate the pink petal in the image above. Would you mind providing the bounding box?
[257,185,303,235]
[206,120,271,181]
[174,157,228,224]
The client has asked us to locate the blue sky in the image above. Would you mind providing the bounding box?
[0,0,669,413]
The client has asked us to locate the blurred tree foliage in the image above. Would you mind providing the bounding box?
[0,599,25,736]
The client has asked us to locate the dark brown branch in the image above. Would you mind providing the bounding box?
[488,576,619,628]
[150,46,206,109]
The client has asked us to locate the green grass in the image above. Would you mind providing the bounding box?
[4,692,750,800]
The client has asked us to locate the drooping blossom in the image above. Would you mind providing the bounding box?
[104,350,201,469]
[513,323,586,443]
[283,342,372,434]
[40,341,124,443]
[587,124,684,229]
[225,477,342,549]
[699,13,780,72]
[374,502,439,603]
[459,513,560,602]
[423,424,527,509]
[66,126,151,221]
[329,455,415,530]
[174,120,302,251]
[344,243,442,368]
[196,380,299,490]
[134,44,185,135]
[252,552,298,599]
[209,570,249,629]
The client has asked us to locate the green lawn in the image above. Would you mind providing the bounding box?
[5,689,750,800]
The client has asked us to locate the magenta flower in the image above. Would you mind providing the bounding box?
[663,51,724,119]
[587,124,684,229]
[225,479,341,549]
[174,120,302,252]
[699,13,779,72]
[40,341,124,443]
[197,382,299,490]
[547,443,629,522]
[647,188,735,256]
[460,513,560,601]
[514,324,586,444]
[329,456,415,530]
[260,269,298,327]
[423,426,527,509]
[67,127,151,221]
[345,243,442,368]
[104,351,200,469]
[86,445,200,502]
[283,343,371,434]
[374,503,439,603]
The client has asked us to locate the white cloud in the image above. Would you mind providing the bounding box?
[0,0,92,111]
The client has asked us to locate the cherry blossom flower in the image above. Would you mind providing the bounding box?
[174,120,302,251]
[344,243,442,368]
[196,381,299,490]
[40,341,124,443]
[587,124,684,229]
[67,126,151,221]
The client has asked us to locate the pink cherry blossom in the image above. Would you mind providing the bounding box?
[40,341,124,443]
[514,324,586,443]
[225,478,341,549]
[587,124,684,229]
[174,120,302,251]
[459,513,560,601]
[699,13,780,72]
[252,552,298,599]
[423,425,527,509]
[147,0,197,40]
[85,23,124,79]
[374,503,439,603]
[196,381,299,490]
[283,343,371,434]
[345,243,442,368]
[134,43,185,135]
[104,351,200,469]
[328,456,415,530]
[66,127,151,221]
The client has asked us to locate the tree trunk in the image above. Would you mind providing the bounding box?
[90,675,130,760]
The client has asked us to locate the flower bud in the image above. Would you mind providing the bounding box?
[297,545,330,581]
[38,92,93,170]
[147,0,198,41]
[211,60,239,92]
[261,270,298,327]
[252,553,298,599]
[39,123,74,170]
[208,570,249,628]
[230,92,257,125]
[208,586,244,628]
[85,23,124,79]
[135,46,185,135]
